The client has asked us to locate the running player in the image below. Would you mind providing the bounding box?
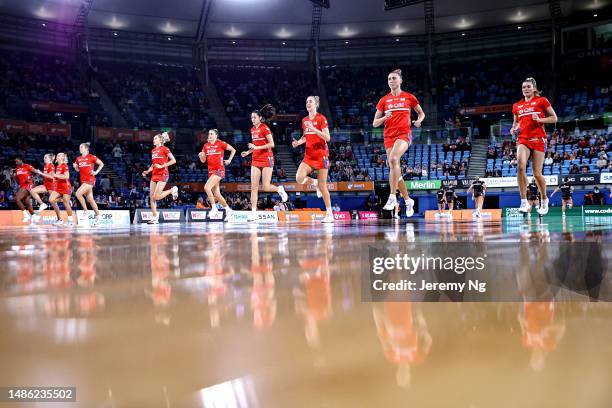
[436,186,446,215]
[14,158,45,223]
[510,77,558,216]
[445,185,457,211]
[141,132,179,224]
[527,178,541,215]
[241,104,288,222]
[29,153,57,213]
[198,129,236,221]
[373,69,425,218]
[49,152,77,226]
[467,176,486,218]
[73,143,105,226]
[292,96,334,223]
[550,177,574,217]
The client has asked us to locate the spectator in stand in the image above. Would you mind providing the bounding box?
[544,152,553,166]
[113,144,123,159]
[597,153,608,169]
[570,164,579,174]
[581,164,590,173]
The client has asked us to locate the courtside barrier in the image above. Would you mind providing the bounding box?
[0,210,130,226]
[425,209,502,221]
[333,211,351,221]
[358,211,379,220]
[133,209,185,224]
[229,211,279,224]
[78,210,131,226]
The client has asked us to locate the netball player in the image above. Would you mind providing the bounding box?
[73,143,104,226]
[510,78,557,215]
[373,69,425,218]
[199,129,236,221]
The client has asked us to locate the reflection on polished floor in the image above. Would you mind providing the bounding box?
[0,218,611,407]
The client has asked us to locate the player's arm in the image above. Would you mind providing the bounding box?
[249,133,275,151]
[72,162,79,171]
[550,187,560,197]
[54,172,69,180]
[142,165,153,177]
[163,152,177,168]
[510,113,519,136]
[467,184,473,194]
[93,158,104,176]
[306,123,330,143]
[413,104,425,128]
[535,106,558,125]
[198,150,207,164]
[372,109,390,128]
[224,143,236,165]
[292,136,306,148]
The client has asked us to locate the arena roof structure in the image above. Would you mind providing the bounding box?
[0,0,607,40]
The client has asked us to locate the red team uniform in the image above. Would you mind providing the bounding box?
[376,91,419,149]
[15,164,34,191]
[250,123,274,168]
[43,163,55,192]
[55,163,72,195]
[75,154,98,186]
[203,140,228,179]
[151,145,171,182]
[512,96,551,153]
[301,113,330,170]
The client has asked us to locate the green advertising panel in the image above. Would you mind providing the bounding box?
[406,180,441,190]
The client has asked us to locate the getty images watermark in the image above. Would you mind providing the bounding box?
[361,242,611,302]
[371,252,487,292]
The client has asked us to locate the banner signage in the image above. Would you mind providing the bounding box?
[407,180,441,190]
[177,181,374,193]
[358,211,379,220]
[457,104,512,116]
[134,209,185,224]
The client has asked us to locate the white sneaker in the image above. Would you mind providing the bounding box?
[247,212,258,222]
[537,198,549,216]
[405,197,415,218]
[278,185,288,202]
[37,203,48,213]
[54,219,65,227]
[393,214,400,220]
[147,217,159,225]
[312,179,322,198]
[30,214,40,225]
[518,199,530,213]
[383,195,398,211]
[473,210,481,219]
[322,212,334,223]
[171,186,179,201]
[22,210,31,223]
[223,207,233,222]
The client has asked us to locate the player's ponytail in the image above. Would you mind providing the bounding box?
[44,153,55,163]
[524,77,541,96]
[254,104,276,122]
[390,68,402,78]
[160,132,171,144]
